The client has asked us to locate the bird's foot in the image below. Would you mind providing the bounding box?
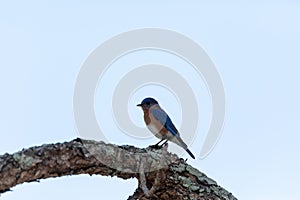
[160,141,168,148]
[149,144,162,149]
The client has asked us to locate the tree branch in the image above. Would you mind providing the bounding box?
[0,138,237,200]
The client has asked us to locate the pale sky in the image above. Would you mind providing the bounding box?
[1,1,300,199]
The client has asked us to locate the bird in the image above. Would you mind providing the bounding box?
[137,97,195,159]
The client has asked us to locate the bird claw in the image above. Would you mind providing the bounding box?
[161,142,168,148]
[149,144,162,149]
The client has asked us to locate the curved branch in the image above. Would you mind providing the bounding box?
[0,138,236,199]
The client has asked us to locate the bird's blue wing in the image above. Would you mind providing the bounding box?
[151,109,168,126]
[151,109,179,136]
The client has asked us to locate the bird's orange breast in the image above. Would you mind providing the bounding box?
[143,110,151,125]
[144,109,169,136]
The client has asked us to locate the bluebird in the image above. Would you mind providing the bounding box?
[137,97,195,159]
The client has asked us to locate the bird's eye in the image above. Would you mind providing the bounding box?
[146,102,150,105]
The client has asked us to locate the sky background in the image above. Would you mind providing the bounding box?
[1,1,300,199]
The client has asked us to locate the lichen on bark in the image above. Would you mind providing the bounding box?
[0,138,237,200]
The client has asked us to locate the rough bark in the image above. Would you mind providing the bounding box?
[0,138,237,200]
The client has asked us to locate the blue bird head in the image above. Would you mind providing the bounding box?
[137,97,158,109]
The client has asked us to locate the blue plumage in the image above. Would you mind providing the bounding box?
[151,109,178,136]
[137,97,195,159]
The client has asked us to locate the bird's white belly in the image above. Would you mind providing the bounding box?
[147,124,159,134]
[147,124,164,139]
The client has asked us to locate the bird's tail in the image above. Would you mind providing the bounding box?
[186,148,195,159]
[174,136,195,159]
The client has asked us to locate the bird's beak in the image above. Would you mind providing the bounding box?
[137,104,142,107]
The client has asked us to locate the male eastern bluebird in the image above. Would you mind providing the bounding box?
[137,97,195,159]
